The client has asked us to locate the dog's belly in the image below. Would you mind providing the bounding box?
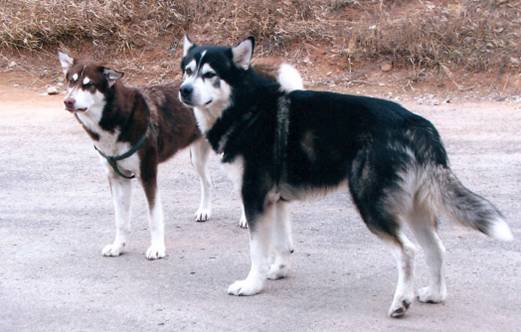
[277,180,348,202]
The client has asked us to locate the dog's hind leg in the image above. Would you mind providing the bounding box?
[238,204,248,229]
[407,207,447,303]
[267,201,294,280]
[349,186,416,317]
[222,157,248,228]
[190,139,212,222]
[140,155,166,260]
[385,231,417,318]
[102,175,132,257]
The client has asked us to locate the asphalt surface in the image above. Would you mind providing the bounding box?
[1,89,520,331]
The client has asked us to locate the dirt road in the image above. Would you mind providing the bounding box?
[1,86,520,331]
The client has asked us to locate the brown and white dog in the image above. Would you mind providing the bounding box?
[58,51,214,259]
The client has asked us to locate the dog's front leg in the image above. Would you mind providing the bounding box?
[190,139,212,222]
[228,195,274,296]
[267,201,294,280]
[140,156,166,260]
[102,175,132,257]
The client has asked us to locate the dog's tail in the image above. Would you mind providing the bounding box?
[431,167,513,241]
[278,63,304,92]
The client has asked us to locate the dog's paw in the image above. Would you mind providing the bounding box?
[238,214,248,228]
[194,207,211,222]
[267,263,289,280]
[417,286,446,304]
[101,243,124,257]
[388,292,414,318]
[227,278,263,296]
[145,243,166,260]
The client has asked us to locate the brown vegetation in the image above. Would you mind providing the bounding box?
[0,0,520,90]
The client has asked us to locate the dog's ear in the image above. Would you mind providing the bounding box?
[58,51,74,75]
[232,36,255,70]
[183,34,195,57]
[103,68,124,87]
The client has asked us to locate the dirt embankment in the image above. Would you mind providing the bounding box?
[1,0,520,100]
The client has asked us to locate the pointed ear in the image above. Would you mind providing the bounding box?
[183,34,194,57]
[103,68,124,87]
[232,37,255,70]
[58,51,74,75]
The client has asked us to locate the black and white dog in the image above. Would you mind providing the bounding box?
[58,52,214,260]
[178,36,514,317]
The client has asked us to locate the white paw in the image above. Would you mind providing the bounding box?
[388,292,414,318]
[194,207,211,222]
[101,243,124,257]
[417,286,446,303]
[267,263,289,280]
[227,278,264,296]
[238,214,248,228]
[145,243,166,260]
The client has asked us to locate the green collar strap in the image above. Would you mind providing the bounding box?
[94,123,151,179]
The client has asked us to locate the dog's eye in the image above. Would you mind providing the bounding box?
[185,68,193,76]
[203,72,216,79]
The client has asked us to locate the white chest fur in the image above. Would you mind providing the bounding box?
[76,111,141,177]
[193,97,230,134]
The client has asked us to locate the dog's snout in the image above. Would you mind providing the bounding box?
[64,98,75,108]
[180,85,193,99]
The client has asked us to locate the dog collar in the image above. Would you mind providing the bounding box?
[93,123,151,179]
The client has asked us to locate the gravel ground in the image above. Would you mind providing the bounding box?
[1,88,520,331]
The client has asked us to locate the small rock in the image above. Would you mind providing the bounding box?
[47,86,59,95]
[8,61,16,68]
[380,62,392,72]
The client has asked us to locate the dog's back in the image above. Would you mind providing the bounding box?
[140,84,201,162]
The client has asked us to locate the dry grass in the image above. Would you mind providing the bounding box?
[0,0,520,73]
[350,0,521,72]
[0,0,190,50]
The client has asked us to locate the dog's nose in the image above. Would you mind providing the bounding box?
[180,85,193,99]
[64,98,75,108]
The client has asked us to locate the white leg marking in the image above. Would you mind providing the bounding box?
[387,233,416,318]
[408,213,447,303]
[267,202,294,280]
[228,206,274,296]
[145,190,166,260]
[102,176,132,257]
[191,140,212,222]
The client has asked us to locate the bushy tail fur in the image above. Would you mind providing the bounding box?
[277,63,304,92]
[433,168,513,241]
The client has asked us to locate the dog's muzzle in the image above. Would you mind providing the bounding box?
[179,84,193,105]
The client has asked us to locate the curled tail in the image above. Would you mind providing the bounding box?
[278,63,304,92]
[432,168,513,241]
